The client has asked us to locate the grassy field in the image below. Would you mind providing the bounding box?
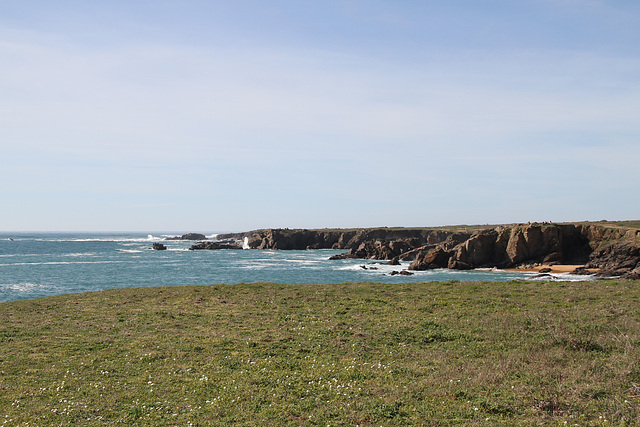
[2,280,640,426]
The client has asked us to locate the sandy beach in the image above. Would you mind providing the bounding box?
[505,264,599,274]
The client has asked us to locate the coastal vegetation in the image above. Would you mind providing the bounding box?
[2,279,640,425]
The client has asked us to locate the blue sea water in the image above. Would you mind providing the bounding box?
[0,232,588,303]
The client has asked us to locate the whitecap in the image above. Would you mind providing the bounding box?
[1,282,47,292]
[1,260,132,266]
[525,272,595,282]
[237,264,268,270]
[283,259,321,264]
[336,262,407,273]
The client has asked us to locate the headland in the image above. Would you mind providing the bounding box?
[183,221,640,279]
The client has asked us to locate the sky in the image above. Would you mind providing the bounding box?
[1,0,639,232]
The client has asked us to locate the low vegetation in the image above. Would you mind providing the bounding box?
[2,280,640,425]
[313,220,640,233]
[595,220,640,230]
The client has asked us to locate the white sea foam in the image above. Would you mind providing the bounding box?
[0,260,132,267]
[336,261,410,273]
[525,272,595,282]
[28,236,161,243]
[63,252,96,257]
[237,263,268,270]
[242,237,250,250]
[246,258,279,263]
[1,282,47,292]
[283,259,321,264]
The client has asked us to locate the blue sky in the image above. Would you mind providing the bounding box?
[1,0,639,232]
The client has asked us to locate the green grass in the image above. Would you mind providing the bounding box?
[312,220,640,233]
[594,220,640,230]
[2,280,640,425]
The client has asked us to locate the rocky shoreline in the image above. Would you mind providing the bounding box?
[162,222,640,279]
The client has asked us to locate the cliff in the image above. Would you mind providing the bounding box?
[210,222,640,279]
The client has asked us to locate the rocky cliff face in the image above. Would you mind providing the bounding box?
[438,224,591,270]
[219,228,436,252]
[322,224,592,268]
[208,223,640,278]
[587,238,640,279]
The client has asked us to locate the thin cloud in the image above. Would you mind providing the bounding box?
[1,1,639,230]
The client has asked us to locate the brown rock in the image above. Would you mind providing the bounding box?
[409,247,450,271]
[590,239,640,277]
[389,270,413,276]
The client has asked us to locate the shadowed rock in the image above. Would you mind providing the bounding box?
[189,239,243,250]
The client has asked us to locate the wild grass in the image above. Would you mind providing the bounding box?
[312,220,640,234]
[595,220,640,230]
[1,280,640,425]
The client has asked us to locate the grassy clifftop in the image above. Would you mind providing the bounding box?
[309,220,640,233]
[2,280,640,425]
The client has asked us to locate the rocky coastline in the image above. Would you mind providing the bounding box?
[179,222,640,279]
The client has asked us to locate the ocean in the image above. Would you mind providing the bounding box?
[0,232,589,303]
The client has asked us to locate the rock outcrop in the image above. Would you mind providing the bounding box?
[587,238,640,279]
[220,228,436,252]
[152,243,167,250]
[409,247,451,270]
[166,233,208,241]
[443,225,582,270]
[189,239,243,250]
